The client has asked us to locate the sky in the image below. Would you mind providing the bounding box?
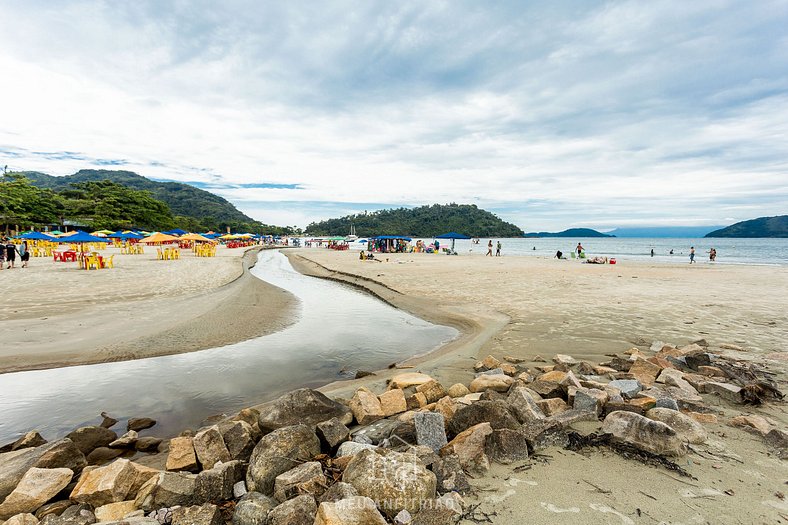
[1,1,786,231]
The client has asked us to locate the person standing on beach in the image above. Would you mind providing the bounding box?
[486,240,493,256]
[19,240,29,268]
[495,241,501,256]
[690,246,696,264]
[0,238,5,270]
[6,239,17,269]
[576,243,584,255]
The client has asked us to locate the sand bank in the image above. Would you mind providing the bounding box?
[0,246,296,373]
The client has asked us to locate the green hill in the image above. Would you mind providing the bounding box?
[306,204,524,237]
[524,228,613,238]
[705,215,788,238]
[22,170,254,226]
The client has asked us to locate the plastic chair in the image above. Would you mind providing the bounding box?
[85,256,101,270]
[103,255,114,269]
[570,252,576,259]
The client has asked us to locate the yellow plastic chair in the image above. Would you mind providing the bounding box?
[85,256,101,270]
[157,248,163,260]
[103,255,114,269]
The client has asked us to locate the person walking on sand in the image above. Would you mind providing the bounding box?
[486,240,493,256]
[6,239,17,269]
[689,246,696,264]
[576,242,584,255]
[19,240,29,268]
[495,241,501,257]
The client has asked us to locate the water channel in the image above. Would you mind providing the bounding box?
[0,250,458,443]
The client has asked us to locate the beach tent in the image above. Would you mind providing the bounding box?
[17,231,56,241]
[435,232,470,251]
[57,230,110,243]
[138,232,180,244]
[163,228,188,236]
[180,233,215,243]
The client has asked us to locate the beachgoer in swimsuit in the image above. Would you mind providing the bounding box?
[690,246,695,264]
[576,243,584,255]
[486,240,493,256]
[19,240,29,268]
[495,241,501,256]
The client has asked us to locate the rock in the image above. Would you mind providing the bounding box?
[100,412,118,429]
[234,481,247,499]
[551,409,598,427]
[552,354,577,366]
[267,495,316,525]
[655,398,679,411]
[65,427,117,456]
[684,353,712,371]
[602,411,687,456]
[535,398,568,416]
[351,419,399,445]
[1,440,86,502]
[394,510,412,525]
[109,431,139,449]
[349,388,385,426]
[468,374,514,394]
[135,438,163,453]
[474,355,501,372]
[134,471,197,512]
[697,365,726,377]
[232,492,277,525]
[406,393,429,410]
[412,493,463,524]
[193,427,231,470]
[258,389,353,433]
[414,413,447,452]
[317,482,358,504]
[10,432,47,452]
[728,415,774,436]
[128,462,160,496]
[126,419,157,433]
[219,421,256,461]
[0,467,73,519]
[416,381,448,404]
[608,380,642,399]
[528,371,567,398]
[656,369,698,395]
[234,408,263,441]
[572,388,607,415]
[165,437,198,472]
[500,364,518,377]
[246,425,320,496]
[687,412,718,424]
[71,458,137,507]
[379,389,408,417]
[446,384,470,398]
[628,396,657,412]
[646,408,708,444]
[148,507,175,525]
[4,513,39,525]
[485,429,529,464]
[336,442,377,457]
[764,429,788,459]
[440,423,493,476]
[34,500,72,520]
[52,503,96,525]
[702,382,743,403]
[94,501,138,522]
[447,401,519,438]
[86,447,125,465]
[520,419,567,450]
[433,397,457,426]
[315,418,350,451]
[194,460,246,503]
[389,373,435,390]
[314,496,387,525]
[430,454,470,495]
[507,387,545,424]
[171,503,222,525]
[475,368,504,377]
[273,462,325,502]
[627,359,662,386]
[344,449,436,518]
[504,355,527,364]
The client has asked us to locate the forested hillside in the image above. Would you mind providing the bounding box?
[705,216,788,238]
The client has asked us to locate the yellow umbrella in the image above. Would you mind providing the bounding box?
[92,230,114,236]
[138,232,180,244]
[219,234,236,240]
[58,231,79,237]
[180,233,215,243]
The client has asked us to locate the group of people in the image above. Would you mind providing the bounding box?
[485,240,502,256]
[0,238,29,269]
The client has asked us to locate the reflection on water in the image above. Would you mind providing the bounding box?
[0,250,457,442]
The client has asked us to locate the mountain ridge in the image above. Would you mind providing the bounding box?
[705,215,788,238]
[524,228,613,238]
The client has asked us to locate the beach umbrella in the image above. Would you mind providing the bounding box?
[49,230,63,235]
[163,228,188,236]
[92,230,114,237]
[180,233,215,243]
[138,232,180,244]
[435,232,470,251]
[17,231,56,241]
[57,230,111,243]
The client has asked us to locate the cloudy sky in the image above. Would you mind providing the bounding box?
[1,1,786,230]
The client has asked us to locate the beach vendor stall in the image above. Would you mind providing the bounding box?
[368,235,412,253]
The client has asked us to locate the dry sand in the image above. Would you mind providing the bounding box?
[0,245,296,373]
[290,248,788,524]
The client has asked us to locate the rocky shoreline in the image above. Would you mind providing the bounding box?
[1,339,784,525]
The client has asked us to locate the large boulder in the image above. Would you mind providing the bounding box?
[232,492,277,525]
[246,425,320,496]
[192,427,231,470]
[65,427,117,456]
[0,467,73,519]
[267,494,317,525]
[165,437,198,472]
[378,389,408,417]
[219,421,257,461]
[272,462,326,502]
[194,460,246,503]
[485,429,529,464]
[316,418,350,451]
[440,423,493,476]
[349,388,385,425]
[127,419,157,432]
[314,496,387,525]
[0,439,86,502]
[469,374,514,394]
[431,454,470,495]
[507,387,546,424]
[4,513,39,525]
[388,373,434,390]
[94,500,138,522]
[447,401,519,438]
[257,389,352,433]
[9,431,47,452]
[414,413,447,452]
[602,411,687,456]
[343,449,437,518]
[134,471,197,512]
[70,458,137,507]
[646,408,708,444]
[171,503,222,525]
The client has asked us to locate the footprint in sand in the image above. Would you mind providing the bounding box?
[540,502,580,514]
[589,503,635,524]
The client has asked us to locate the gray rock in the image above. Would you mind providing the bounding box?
[655,398,679,410]
[109,431,139,449]
[41,504,97,525]
[602,411,687,456]
[315,418,350,451]
[135,472,197,512]
[394,509,413,525]
[608,380,642,399]
[85,447,124,465]
[702,382,743,403]
[336,442,377,457]
[572,389,605,415]
[520,419,568,451]
[100,412,118,429]
[317,482,359,503]
[475,368,504,377]
[447,401,520,439]
[195,460,246,503]
[257,389,353,433]
[351,419,400,445]
[171,504,222,525]
[430,454,470,495]
[273,461,325,502]
[507,387,546,424]
[233,481,247,499]
[764,428,788,459]
[232,492,277,525]
[352,434,374,445]
[193,427,231,471]
[219,421,256,462]
[314,496,387,525]
[343,449,437,519]
[645,408,708,444]
[34,500,72,520]
[267,495,316,525]
[65,427,117,455]
[135,437,163,453]
[485,429,529,464]
[149,507,174,525]
[414,413,447,452]
[246,425,320,496]
[127,418,157,432]
[552,409,599,427]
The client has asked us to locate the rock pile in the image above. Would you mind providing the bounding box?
[1,343,783,525]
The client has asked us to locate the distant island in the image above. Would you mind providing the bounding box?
[306,203,524,237]
[524,228,614,238]
[705,215,788,238]
[607,226,724,238]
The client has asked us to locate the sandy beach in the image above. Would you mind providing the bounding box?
[0,245,296,373]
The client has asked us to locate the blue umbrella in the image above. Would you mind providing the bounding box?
[435,232,470,251]
[59,231,110,243]
[163,228,188,236]
[17,231,56,241]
